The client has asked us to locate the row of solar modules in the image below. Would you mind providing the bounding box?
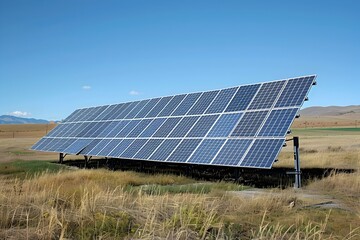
[32,137,284,168]
[63,76,314,123]
[47,108,298,139]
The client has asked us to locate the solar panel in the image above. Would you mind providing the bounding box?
[188,139,226,164]
[167,139,202,162]
[168,116,199,137]
[231,111,269,137]
[212,139,253,166]
[32,75,316,169]
[134,139,165,159]
[225,84,260,112]
[149,139,182,161]
[207,113,242,137]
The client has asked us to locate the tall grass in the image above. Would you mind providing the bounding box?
[1,169,359,239]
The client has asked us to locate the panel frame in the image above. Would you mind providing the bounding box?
[32,75,316,170]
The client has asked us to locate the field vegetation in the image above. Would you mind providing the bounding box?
[0,122,359,239]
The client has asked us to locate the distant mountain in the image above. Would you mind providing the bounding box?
[0,115,49,124]
[300,105,360,119]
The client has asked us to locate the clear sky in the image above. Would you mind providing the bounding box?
[1,0,359,120]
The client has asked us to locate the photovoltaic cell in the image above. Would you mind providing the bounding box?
[69,109,86,121]
[45,138,62,152]
[31,138,49,150]
[87,106,109,121]
[240,139,284,168]
[46,124,65,137]
[74,122,93,137]
[79,107,100,122]
[127,119,153,137]
[39,138,55,151]
[107,121,130,138]
[149,139,182,161]
[188,139,226,164]
[134,139,164,160]
[109,139,135,157]
[231,111,268,137]
[186,115,219,137]
[258,108,298,137]
[95,104,118,121]
[99,139,123,157]
[98,121,119,137]
[207,113,242,137]
[135,98,161,118]
[51,123,71,137]
[56,139,76,152]
[82,122,102,137]
[103,103,127,120]
[64,139,92,154]
[171,93,202,116]
[88,122,109,137]
[275,76,315,107]
[187,90,219,115]
[158,94,186,117]
[64,124,81,137]
[168,116,199,137]
[212,139,252,166]
[87,139,111,156]
[206,87,238,114]
[125,99,150,119]
[146,96,173,118]
[116,120,141,137]
[63,109,82,122]
[167,139,202,162]
[152,117,181,137]
[120,139,148,158]
[72,108,91,122]
[79,139,102,155]
[116,102,139,119]
[249,81,285,109]
[139,118,166,137]
[225,84,260,112]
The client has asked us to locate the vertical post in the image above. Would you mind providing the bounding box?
[84,156,88,168]
[59,153,64,164]
[293,136,301,188]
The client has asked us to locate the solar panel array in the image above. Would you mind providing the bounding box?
[32,75,316,169]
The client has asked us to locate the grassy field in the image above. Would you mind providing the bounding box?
[0,123,359,239]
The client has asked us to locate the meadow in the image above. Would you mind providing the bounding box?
[0,123,359,239]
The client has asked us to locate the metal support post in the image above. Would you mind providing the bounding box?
[84,156,89,168]
[59,153,64,164]
[293,136,301,188]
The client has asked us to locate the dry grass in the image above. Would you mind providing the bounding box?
[292,116,360,128]
[0,124,57,138]
[0,124,359,239]
[0,170,359,239]
[306,171,360,209]
[275,128,360,169]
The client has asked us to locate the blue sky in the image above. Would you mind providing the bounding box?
[0,0,359,120]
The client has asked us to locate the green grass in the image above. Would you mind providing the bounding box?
[0,160,69,178]
[133,182,248,195]
[291,127,360,136]
[316,127,360,132]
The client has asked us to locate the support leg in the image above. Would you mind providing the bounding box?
[293,137,301,188]
[84,156,89,168]
[59,153,64,164]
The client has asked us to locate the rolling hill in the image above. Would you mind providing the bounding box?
[300,105,360,119]
[295,105,360,128]
[0,115,49,124]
